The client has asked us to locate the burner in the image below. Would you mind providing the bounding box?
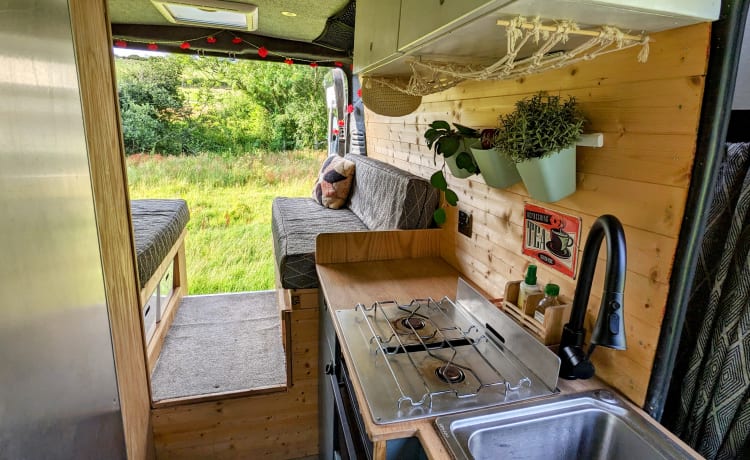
[401,317,426,330]
[435,364,465,384]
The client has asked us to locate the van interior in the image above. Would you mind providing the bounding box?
[2,0,749,459]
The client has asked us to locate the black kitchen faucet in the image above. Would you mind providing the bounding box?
[558,214,627,379]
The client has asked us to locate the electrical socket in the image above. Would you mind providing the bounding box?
[458,210,472,238]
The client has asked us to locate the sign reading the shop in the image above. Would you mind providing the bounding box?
[522,204,581,278]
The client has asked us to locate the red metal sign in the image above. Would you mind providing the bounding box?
[522,204,581,278]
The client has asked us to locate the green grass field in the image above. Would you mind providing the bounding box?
[127,150,326,294]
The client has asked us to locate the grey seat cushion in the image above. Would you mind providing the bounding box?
[272,197,367,289]
[131,199,190,289]
[346,154,438,230]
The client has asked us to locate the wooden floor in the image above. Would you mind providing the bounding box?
[151,305,319,459]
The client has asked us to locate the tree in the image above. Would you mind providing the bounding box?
[117,56,190,154]
[116,55,327,154]
[188,58,327,150]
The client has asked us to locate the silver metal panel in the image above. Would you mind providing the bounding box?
[456,278,560,390]
[335,278,559,424]
[435,390,697,460]
[0,1,126,458]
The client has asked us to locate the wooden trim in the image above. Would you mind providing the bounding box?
[282,309,293,385]
[140,229,187,375]
[69,1,155,458]
[373,441,387,460]
[152,384,287,409]
[140,229,187,305]
[315,229,442,264]
[146,284,184,375]
[175,230,188,291]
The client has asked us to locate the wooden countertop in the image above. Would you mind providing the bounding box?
[315,230,698,459]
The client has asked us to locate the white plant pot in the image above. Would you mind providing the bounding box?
[516,146,577,202]
[470,144,521,188]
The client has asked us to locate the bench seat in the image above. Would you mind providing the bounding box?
[131,198,190,288]
[272,154,438,290]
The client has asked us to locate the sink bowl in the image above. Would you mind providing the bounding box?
[435,390,698,460]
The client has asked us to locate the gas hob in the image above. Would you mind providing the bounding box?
[335,279,561,424]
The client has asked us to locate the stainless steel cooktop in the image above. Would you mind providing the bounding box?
[336,278,561,424]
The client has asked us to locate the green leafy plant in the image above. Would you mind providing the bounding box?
[423,121,480,224]
[494,92,585,163]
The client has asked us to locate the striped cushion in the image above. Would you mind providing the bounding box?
[346,154,438,230]
[131,199,190,289]
[272,197,367,289]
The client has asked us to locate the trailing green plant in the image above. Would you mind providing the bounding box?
[423,121,481,224]
[494,92,585,163]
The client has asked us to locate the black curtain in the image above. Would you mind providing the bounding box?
[666,142,750,459]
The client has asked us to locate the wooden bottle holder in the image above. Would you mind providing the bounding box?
[501,280,573,345]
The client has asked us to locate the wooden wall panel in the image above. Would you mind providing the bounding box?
[315,229,442,264]
[69,1,154,458]
[364,23,711,406]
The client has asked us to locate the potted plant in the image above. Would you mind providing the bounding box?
[424,121,480,179]
[494,92,585,202]
[424,121,480,223]
[470,128,521,189]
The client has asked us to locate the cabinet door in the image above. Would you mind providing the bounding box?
[353,0,402,74]
[398,0,500,51]
[318,300,336,460]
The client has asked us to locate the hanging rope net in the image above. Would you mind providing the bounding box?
[365,16,651,99]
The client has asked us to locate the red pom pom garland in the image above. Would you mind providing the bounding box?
[113,33,344,70]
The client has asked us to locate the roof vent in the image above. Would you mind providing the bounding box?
[150,0,258,31]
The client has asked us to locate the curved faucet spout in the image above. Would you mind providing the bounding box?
[559,214,627,380]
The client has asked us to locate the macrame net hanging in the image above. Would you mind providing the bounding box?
[364,16,651,101]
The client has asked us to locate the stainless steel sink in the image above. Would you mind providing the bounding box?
[435,390,698,460]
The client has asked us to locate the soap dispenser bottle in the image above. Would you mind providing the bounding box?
[517,264,542,311]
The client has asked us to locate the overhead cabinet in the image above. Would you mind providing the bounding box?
[354,0,720,76]
[353,0,402,74]
[397,0,507,52]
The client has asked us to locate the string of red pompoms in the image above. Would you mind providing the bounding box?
[112,31,352,70]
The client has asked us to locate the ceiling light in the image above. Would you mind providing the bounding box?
[281,11,297,17]
[151,0,258,31]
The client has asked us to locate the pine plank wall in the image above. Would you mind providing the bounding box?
[364,23,711,406]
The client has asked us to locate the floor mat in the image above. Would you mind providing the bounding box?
[151,290,286,401]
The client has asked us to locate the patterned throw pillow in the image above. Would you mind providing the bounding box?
[312,156,356,209]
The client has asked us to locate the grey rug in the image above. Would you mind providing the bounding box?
[151,290,286,401]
